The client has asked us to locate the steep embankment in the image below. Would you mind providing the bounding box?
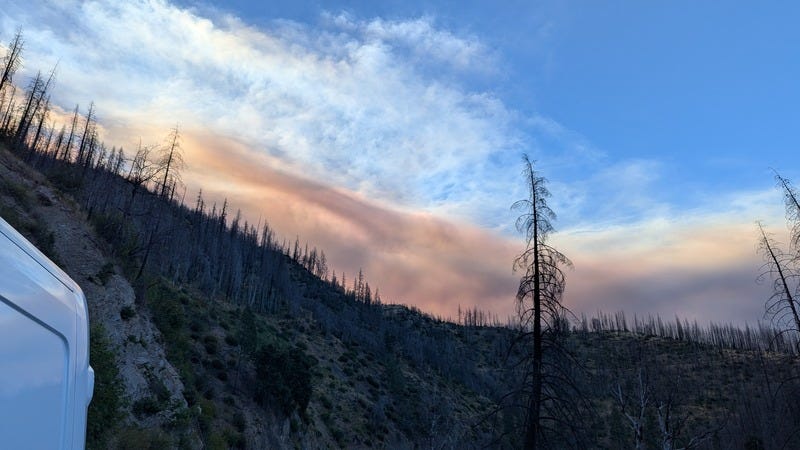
[0,144,508,449]
[0,146,198,446]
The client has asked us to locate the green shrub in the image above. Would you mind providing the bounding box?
[89,212,139,270]
[203,335,219,355]
[132,397,162,418]
[190,320,203,333]
[331,427,345,446]
[224,334,238,346]
[197,397,216,433]
[31,227,56,261]
[114,427,172,450]
[147,372,171,403]
[253,343,315,417]
[183,387,198,407]
[320,394,333,410]
[147,283,186,340]
[232,412,246,432]
[0,207,59,262]
[96,262,115,285]
[46,165,83,193]
[237,308,258,357]
[0,205,23,229]
[207,433,227,450]
[120,305,136,321]
[224,429,246,449]
[0,178,32,207]
[86,325,125,450]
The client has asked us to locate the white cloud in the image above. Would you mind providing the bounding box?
[1,0,524,224]
[2,0,656,234]
[328,13,495,72]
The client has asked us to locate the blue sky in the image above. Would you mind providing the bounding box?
[191,1,800,198]
[171,0,800,229]
[2,0,797,324]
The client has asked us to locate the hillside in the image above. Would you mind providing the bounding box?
[3,140,800,449]
[0,143,510,448]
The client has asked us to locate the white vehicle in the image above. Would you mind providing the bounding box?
[0,215,94,449]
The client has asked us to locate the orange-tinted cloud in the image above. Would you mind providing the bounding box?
[177,130,781,325]
[180,130,521,319]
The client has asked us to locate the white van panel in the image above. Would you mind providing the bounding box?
[0,215,92,449]
[0,299,68,449]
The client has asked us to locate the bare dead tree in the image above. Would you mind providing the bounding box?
[608,338,715,450]
[121,140,161,219]
[775,172,800,255]
[613,367,649,450]
[60,104,80,161]
[511,154,575,449]
[158,126,185,198]
[0,83,12,131]
[653,390,712,450]
[17,66,55,152]
[0,30,23,95]
[41,121,56,158]
[29,95,51,155]
[0,84,16,133]
[13,70,43,149]
[76,102,95,166]
[756,221,800,335]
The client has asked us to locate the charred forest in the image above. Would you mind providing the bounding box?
[3,30,800,449]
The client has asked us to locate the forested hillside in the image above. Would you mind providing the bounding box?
[4,116,800,449]
[3,30,800,449]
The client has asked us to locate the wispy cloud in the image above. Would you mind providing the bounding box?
[0,0,787,324]
[326,13,496,73]
[2,0,525,225]
[1,0,624,232]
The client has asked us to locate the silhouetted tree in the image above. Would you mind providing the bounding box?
[124,140,160,216]
[158,126,184,198]
[59,104,80,161]
[28,93,51,156]
[757,222,800,335]
[0,84,17,133]
[776,173,800,255]
[14,68,55,152]
[612,365,649,449]
[511,155,574,449]
[0,30,23,95]
[76,102,95,166]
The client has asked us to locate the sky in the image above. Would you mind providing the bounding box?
[2,0,798,325]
